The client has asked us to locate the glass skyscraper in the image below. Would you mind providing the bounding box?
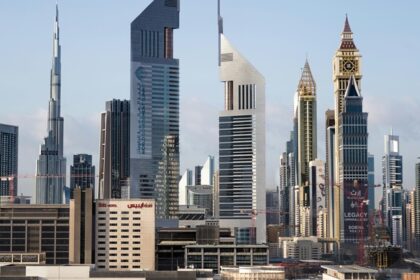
[0,123,18,197]
[130,0,180,209]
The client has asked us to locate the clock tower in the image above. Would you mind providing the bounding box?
[332,15,362,242]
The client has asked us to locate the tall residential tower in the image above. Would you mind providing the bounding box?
[36,5,66,204]
[0,124,18,197]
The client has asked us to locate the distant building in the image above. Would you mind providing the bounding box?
[70,154,95,198]
[325,110,335,241]
[368,154,375,213]
[99,99,130,199]
[95,199,155,271]
[179,169,193,206]
[0,204,69,264]
[309,159,326,237]
[221,266,285,280]
[414,162,420,254]
[322,265,377,280]
[0,123,18,197]
[194,165,202,186]
[383,133,403,246]
[201,156,215,186]
[155,135,179,219]
[187,185,213,216]
[266,188,280,225]
[279,236,322,260]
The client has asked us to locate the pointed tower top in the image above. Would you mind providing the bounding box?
[344,75,361,98]
[218,0,223,66]
[339,15,357,50]
[297,59,316,95]
[343,14,352,33]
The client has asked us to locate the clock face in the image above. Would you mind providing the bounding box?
[343,60,354,71]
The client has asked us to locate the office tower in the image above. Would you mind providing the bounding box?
[213,170,220,218]
[339,76,368,245]
[0,204,69,264]
[287,133,297,237]
[325,110,336,239]
[279,153,287,228]
[187,185,213,216]
[194,165,202,186]
[69,155,95,264]
[201,156,215,186]
[99,99,130,199]
[414,163,420,254]
[130,0,180,199]
[295,60,317,236]
[382,133,403,246]
[70,154,95,197]
[69,187,93,264]
[0,124,18,197]
[179,169,193,205]
[407,190,416,252]
[36,5,66,204]
[309,159,326,237]
[332,16,362,242]
[368,154,375,213]
[95,199,155,271]
[266,187,280,225]
[217,1,266,243]
[155,135,179,219]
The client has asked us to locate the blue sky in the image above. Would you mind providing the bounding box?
[1,0,420,200]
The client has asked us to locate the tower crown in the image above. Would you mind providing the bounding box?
[339,15,357,50]
[297,60,316,96]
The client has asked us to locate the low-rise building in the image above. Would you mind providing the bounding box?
[279,236,322,260]
[322,265,377,280]
[95,199,155,271]
[185,244,268,273]
[221,266,285,280]
[0,204,69,264]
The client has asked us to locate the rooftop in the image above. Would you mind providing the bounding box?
[322,265,377,274]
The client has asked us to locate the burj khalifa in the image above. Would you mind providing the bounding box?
[36,4,66,204]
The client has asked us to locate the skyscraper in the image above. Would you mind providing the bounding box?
[332,16,362,242]
[217,1,266,243]
[0,124,18,197]
[194,165,202,186]
[200,156,215,186]
[325,110,336,239]
[70,154,95,197]
[179,169,193,206]
[155,135,179,219]
[295,60,317,236]
[382,133,403,246]
[368,154,375,213]
[99,99,130,199]
[36,5,66,204]
[338,76,368,245]
[415,163,420,253]
[309,159,326,237]
[130,0,180,200]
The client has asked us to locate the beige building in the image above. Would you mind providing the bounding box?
[95,199,155,271]
[70,187,93,264]
[322,265,377,280]
[221,266,285,280]
[279,236,322,260]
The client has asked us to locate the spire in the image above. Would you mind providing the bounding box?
[297,59,316,95]
[344,75,361,98]
[339,15,357,50]
[217,0,223,66]
[343,14,352,33]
